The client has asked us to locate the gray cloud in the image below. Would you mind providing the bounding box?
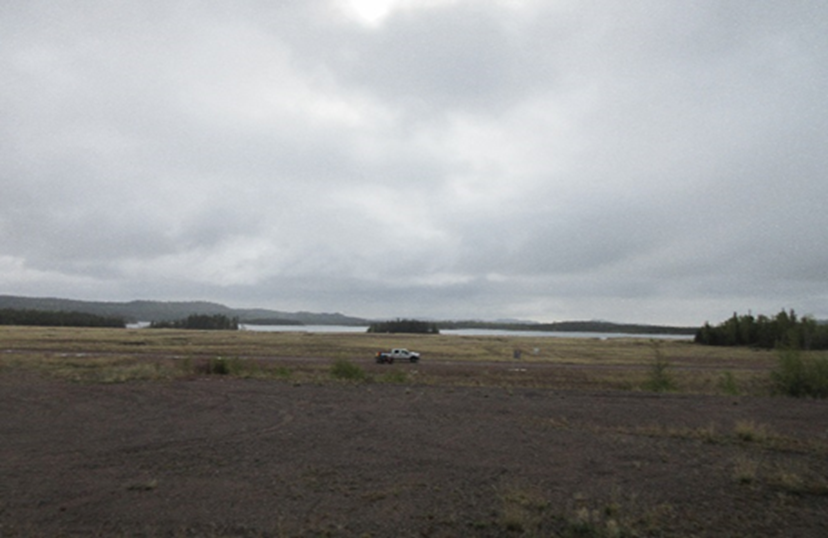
[1,0,827,325]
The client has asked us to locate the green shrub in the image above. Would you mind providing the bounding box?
[771,348,828,398]
[642,342,676,393]
[199,356,244,375]
[330,359,366,381]
[718,371,740,396]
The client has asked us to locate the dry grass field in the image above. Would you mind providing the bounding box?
[1,326,827,537]
[0,326,780,393]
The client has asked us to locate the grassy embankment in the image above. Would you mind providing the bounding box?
[0,325,791,394]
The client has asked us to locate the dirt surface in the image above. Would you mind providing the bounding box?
[2,371,827,537]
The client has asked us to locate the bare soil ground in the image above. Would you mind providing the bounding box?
[2,366,827,537]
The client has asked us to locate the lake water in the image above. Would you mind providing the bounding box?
[239,324,694,340]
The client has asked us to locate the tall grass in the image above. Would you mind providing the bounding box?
[771,348,828,398]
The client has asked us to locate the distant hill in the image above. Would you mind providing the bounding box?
[0,296,368,326]
[0,295,699,334]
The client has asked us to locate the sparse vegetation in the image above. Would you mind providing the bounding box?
[0,326,782,393]
[3,325,827,537]
[204,357,241,375]
[771,347,828,398]
[718,371,740,395]
[329,359,367,381]
[734,420,769,443]
[492,485,662,537]
[732,456,828,496]
[732,455,759,484]
[378,369,409,384]
[641,341,677,392]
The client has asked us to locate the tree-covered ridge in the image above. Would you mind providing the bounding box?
[437,320,696,334]
[367,319,440,334]
[695,310,828,350]
[149,314,239,331]
[0,308,126,328]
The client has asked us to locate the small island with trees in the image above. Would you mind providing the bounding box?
[149,314,239,331]
[367,319,440,334]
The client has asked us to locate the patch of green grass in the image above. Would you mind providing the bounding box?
[378,369,409,384]
[187,356,282,379]
[20,355,180,383]
[208,356,235,375]
[270,365,293,379]
[329,359,367,381]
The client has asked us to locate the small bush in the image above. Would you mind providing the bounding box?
[732,455,759,485]
[718,371,740,395]
[734,420,769,443]
[642,342,676,393]
[771,348,828,398]
[193,357,245,376]
[209,357,232,375]
[330,359,366,381]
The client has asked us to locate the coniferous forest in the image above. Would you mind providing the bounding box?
[695,309,828,350]
[0,308,126,328]
[149,314,239,331]
[367,319,440,334]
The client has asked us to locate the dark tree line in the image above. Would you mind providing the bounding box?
[436,320,695,335]
[367,319,440,334]
[0,308,126,328]
[149,314,239,331]
[695,310,828,350]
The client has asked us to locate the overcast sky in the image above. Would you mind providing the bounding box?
[2,1,827,325]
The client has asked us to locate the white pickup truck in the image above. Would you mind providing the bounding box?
[375,348,420,364]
